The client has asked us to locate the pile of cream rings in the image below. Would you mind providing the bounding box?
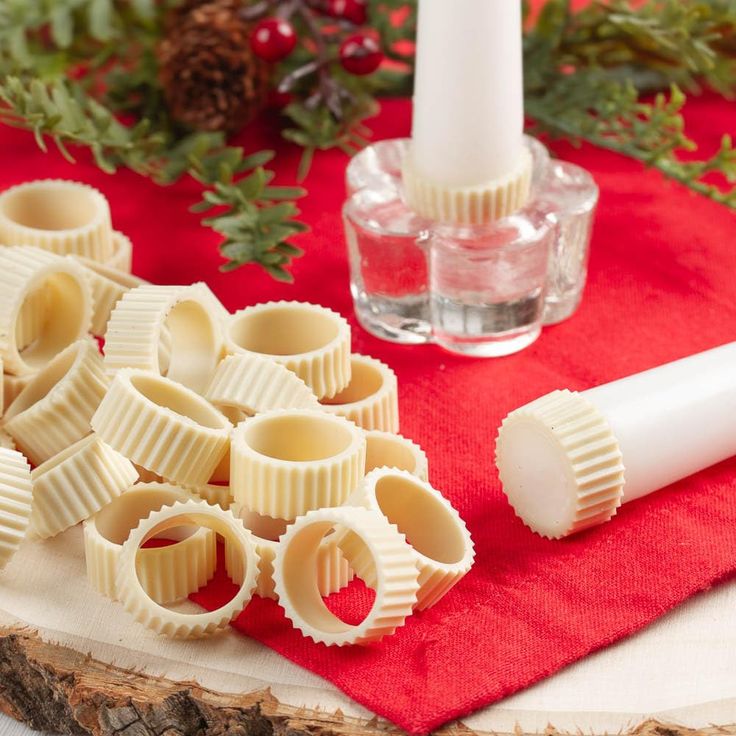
[0,179,475,646]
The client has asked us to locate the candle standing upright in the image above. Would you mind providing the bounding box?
[343,0,599,356]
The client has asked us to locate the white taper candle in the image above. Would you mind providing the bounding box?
[410,0,525,188]
[495,342,736,538]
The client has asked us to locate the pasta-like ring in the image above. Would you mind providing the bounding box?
[272,506,419,646]
[84,482,216,603]
[116,499,259,638]
[0,448,33,571]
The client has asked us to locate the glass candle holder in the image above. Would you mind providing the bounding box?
[344,136,598,356]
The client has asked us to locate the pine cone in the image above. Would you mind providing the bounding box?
[158,0,271,134]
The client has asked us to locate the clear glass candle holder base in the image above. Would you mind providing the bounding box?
[344,137,598,356]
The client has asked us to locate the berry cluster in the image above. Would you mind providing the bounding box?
[248,0,383,76]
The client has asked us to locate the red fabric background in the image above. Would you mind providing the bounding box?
[3,84,736,734]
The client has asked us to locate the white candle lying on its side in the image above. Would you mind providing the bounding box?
[410,0,525,189]
[496,342,736,538]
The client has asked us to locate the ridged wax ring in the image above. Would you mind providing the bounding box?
[0,448,33,571]
[104,283,225,393]
[495,389,626,539]
[205,353,320,423]
[224,301,351,399]
[105,231,133,273]
[402,146,533,225]
[71,256,148,336]
[116,499,259,638]
[3,340,109,466]
[273,506,419,646]
[226,505,354,599]
[0,247,92,376]
[84,483,216,603]
[342,468,475,611]
[320,354,399,432]
[3,373,32,411]
[365,430,428,481]
[230,409,366,519]
[0,180,114,261]
[31,435,138,539]
[91,369,231,487]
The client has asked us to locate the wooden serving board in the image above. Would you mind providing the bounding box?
[1,526,736,736]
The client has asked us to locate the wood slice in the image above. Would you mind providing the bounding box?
[1,626,734,736]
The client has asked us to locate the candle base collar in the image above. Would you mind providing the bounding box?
[402,148,533,225]
[343,136,599,356]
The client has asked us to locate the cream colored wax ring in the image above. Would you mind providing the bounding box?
[3,340,108,466]
[205,353,320,423]
[0,180,114,261]
[273,506,420,646]
[31,435,138,539]
[496,342,736,539]
[341,468,474,611]
[223,301,351,399]
[319,354,399,432]
[71,256,148,336]
[0,247,92,376]
[364,430,429,481]
[91,369,231,487]
[226,504,354,599]
[84,483,216,603]
[116,499,259,638]
[230,409,366,519]
[105,231,133,273]
[104,283,225,394]
[0,448,33,571]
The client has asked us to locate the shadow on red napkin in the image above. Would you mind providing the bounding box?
[2,83,736,732]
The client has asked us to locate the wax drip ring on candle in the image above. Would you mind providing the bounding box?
[104,283,226,394]
[272,506,420,646]
[364,430,429,481]
[0,180,114,261]
[91,369,231,488]
[223,301,351,400]
[339,468,475,611]
[3,339,109,466]
[319,354,399,433]
[116,499,260,638]
[230,408,366,520]
[496,342,736,538]
[205,353,320,423]
[0,247,93,376]
[84,483,216,603]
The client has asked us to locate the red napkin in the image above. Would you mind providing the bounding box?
[3,86,736,733]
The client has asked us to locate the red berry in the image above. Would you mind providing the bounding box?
[328,0,368,25]
[250,18,297,63]
[339,34,383,75]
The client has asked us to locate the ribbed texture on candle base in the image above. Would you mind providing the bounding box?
[402,147,532,225]
[496,389,626,539]
[0,448,33,571]
[31,436,138,539]
[273,507,419,646]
